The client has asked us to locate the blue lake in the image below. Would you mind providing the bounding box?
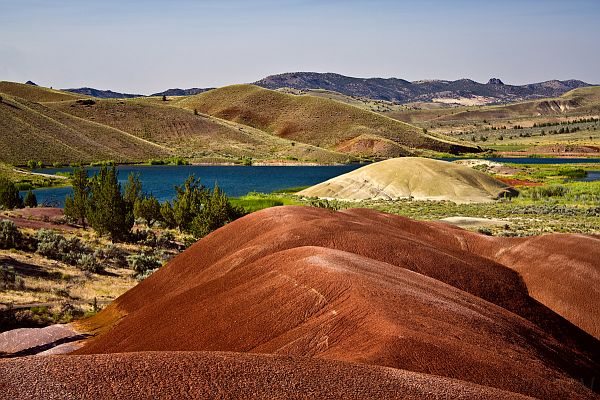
[27,165,364,207]
[26,158,600,207]
[577,170,600,182]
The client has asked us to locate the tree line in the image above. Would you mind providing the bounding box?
[0,178,37,210]
[64,166,244,241]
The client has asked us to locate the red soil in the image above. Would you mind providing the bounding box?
[0,351,534,400]
[486,233,600,340]
[1,207,76,231]
[66,206,599,399]
[496,177,542,187]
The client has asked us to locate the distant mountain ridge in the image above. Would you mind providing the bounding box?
[151,88,214,97]
[62,87,214,98]
[254,72,593,104]
[64,87,143,99]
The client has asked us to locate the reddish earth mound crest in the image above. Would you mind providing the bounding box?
[0,351,534,400]
[71,206,599,399]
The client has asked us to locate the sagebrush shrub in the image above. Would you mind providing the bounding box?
[0,219,21,249]
[127,251,161,278]
[77,253,103,273]
[36,229,102,272]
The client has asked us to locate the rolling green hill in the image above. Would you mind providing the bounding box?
[47,98,350,163]
[0,91,169,165]
[176,85,480,157]
[0,81,87,103]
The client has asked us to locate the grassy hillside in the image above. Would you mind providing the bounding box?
[0,81,87,103]
[276,87,402,113]
[382,86,600,154]
[48,98,350,164]
[177,85,479,157]
[0,93,169,165]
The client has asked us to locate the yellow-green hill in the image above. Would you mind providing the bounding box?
[0,93,168,165]
[47,99,350,164]
[177,85,479,157]
[0,81,86,103]
[298,157,516,203]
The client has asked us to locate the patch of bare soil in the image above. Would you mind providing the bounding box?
[1,207,76,231]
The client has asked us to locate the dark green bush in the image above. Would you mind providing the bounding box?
[528,185,569,200]
[77,253,102,273]
[96,244,128,268]
[87,166,133,241]
[0,178,24,210]
[24,189,37,208]
[1,265,25,290]
[134,195,162,227]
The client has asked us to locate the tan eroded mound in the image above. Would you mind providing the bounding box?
[298,157,515,202]
[0,351,535,400]
[74,207,598,399]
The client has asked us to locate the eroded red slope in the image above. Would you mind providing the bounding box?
[0,351,536,400]
[74,206,598,399]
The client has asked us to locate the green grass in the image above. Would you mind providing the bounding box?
[486,144,531,151]
[0,162,68,189]
[271,186,310,194]
[231,193,301,213]
[511,164,595,183]
[519,181,600,205]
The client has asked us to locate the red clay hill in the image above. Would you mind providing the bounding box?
[1,206,599,399]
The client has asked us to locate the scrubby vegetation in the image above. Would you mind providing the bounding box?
[127,251,162,280]
[36,229,103,273]
[0,219,21,249]
[0,177,24,210]
[64,167,243,241]
[160,176,244,238]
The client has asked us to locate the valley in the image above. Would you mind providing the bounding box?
[1,77,599,400]
[2,1,599,398]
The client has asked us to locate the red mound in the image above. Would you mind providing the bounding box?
[0,351,536,400]
[487,233,600,340]
[71,206,598,399]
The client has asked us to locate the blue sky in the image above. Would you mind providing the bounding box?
[0,0,598,93]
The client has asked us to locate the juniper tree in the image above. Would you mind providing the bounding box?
[124,172,143,207]
[64,168,90,227]
[0,178,23,210]
[134,195,162,227]
[87,166,133,241]
[24,190,37,208]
